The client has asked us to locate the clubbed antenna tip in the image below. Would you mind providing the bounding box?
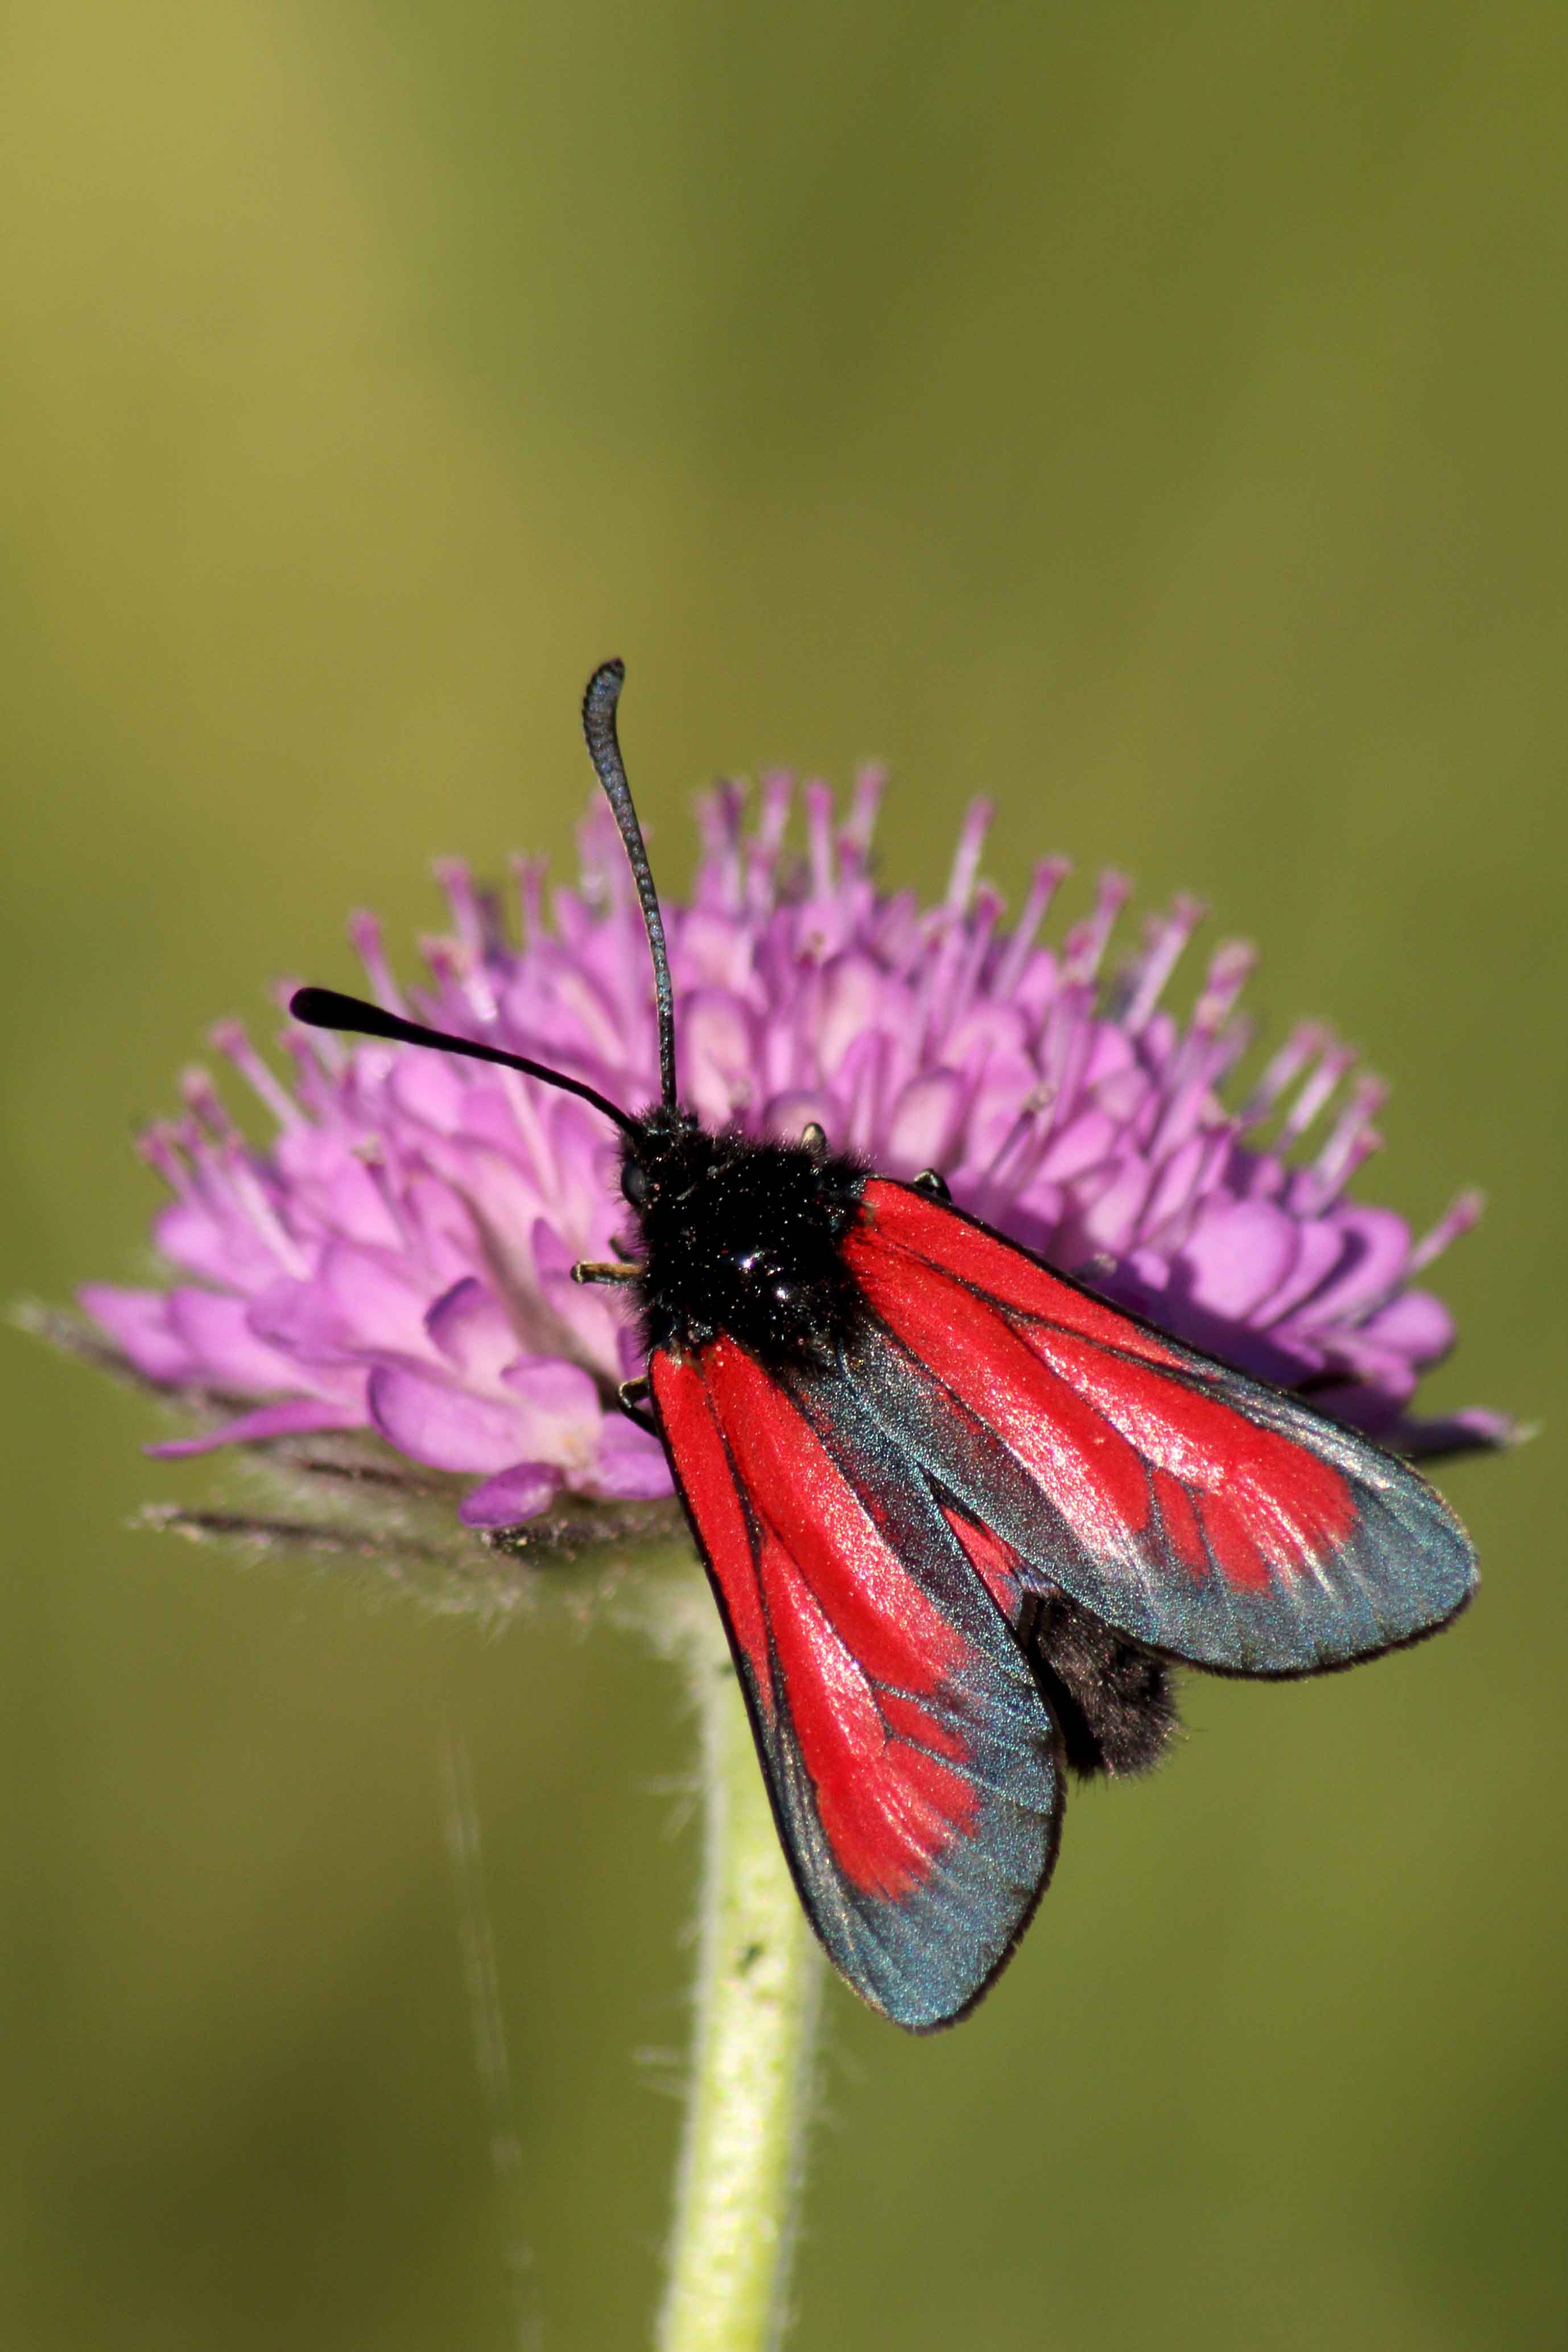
[287,985,636,1137]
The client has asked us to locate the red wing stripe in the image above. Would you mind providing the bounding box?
[695,1339,983,1901]
[650,1352,773,1705]
[757,1525,979,1900]
[845,1181,1476,1673]
[1148,1466,1210,1579]
[653,1335,1064,2030]
[1194,1488,1272,1592]
[939,1504,1028,1620]
[854,1179,1187,1368]
[878,1689,971,1764]
[703,1342,965,1695]
[849,1243,1156,1558]
[854,1183,1358,1596]
[1021,1322,1356,1579]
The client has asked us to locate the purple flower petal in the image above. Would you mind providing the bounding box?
[1178,1198,1303,1323]
[80,1286,192,1382]
[424,1277,520,1385]
[500,1357,603,1457]
[1067,1156,1154,1260]
[1286,1206,1412,1326]
[1357,1288,1455,1366]
[152,1198,280,1290]
[761,1088,839,1143]
[246,1274,353,1363]
[529,1222,629,1378]
[148,1397,365,1459]
[1140,1132,1211,1238]
[368,1366,524,1472]
[1398,1405,1519,1457]
[166,1290,303,1392]
[1247,1216,1344,1326]
[589,1413,676,1500]
[458,1462,565,1528]
[683,991,762,1122]
[273,1127,402,1248]
[319,1243,441,1353]
[387,1050,469,1131]
[248,1243,436,1365]
[815,956,888,1072]
[1037,1110,1120,1184]
[883,1073,967,1175]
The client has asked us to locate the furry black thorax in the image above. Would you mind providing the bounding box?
[621,1111,868,1370]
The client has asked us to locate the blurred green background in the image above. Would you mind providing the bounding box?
[3,2,1565,2345]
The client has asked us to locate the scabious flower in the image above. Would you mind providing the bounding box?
[78,773,1507,1541]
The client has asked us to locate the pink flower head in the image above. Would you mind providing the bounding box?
[80,773,1508,1533]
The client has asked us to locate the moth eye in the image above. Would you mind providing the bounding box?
[621,1159,649,1207]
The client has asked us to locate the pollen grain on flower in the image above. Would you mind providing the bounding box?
[79,777,1508,1534]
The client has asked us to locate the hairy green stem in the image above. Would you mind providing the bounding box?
[657,1600,825,2352]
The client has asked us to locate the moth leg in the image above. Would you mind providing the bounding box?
[800,1121,828,1157]
[912,1167,951,1200]
[616,1377,657,1436]
[571,1260,641,1287]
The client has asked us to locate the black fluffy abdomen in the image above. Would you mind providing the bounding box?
[1027,1592,1180,1779]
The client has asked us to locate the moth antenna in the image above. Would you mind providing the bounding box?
[288,985,638,1138]
[581,660,679,1112]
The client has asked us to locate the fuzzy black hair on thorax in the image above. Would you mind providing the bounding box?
[624,1117,868,1372]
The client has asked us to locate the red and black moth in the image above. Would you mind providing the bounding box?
[292,661,1479,2033]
